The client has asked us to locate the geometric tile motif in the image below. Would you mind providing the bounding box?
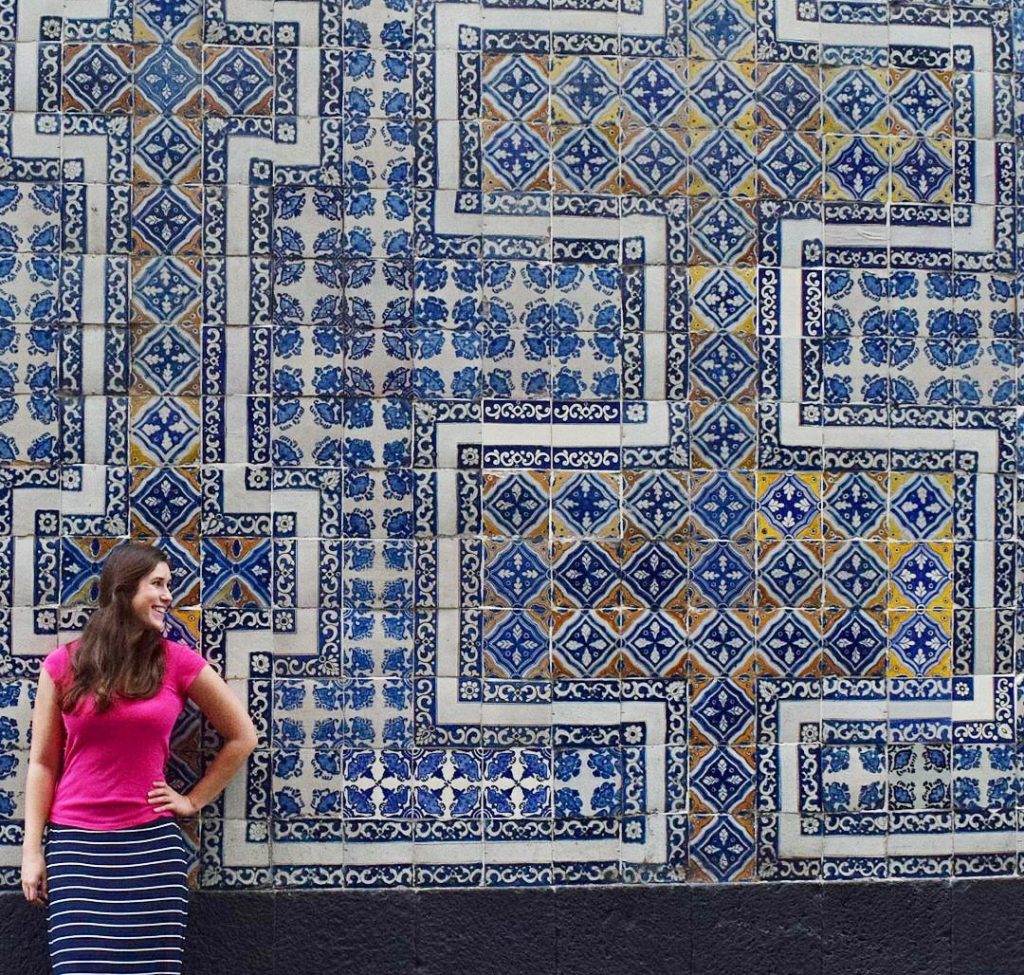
[690,542,754,608]
[690,747,754,813]
[552,541,618,607]
[484,540,549,607]
[689,199,756,265]
[691,333,756,399]
[889,475,953,539]
[483,472,548,537]
[689,0,754,59]
[625,611,686,674]
[691,472,754,540]
[691,404,756,469]
[553,609,619,676]
[759,609,821,674]
[759,64,819,129]
[621,543,687,608]
[623,471,687,539]
[136,0,201,40]
[131,466,201,537]
[824,69,886,131]
[689,815,756,882]
[63,45,132,113]
[133,324,201,395]
[134,186,202,253]
[758,473,820,539]
[691,679,754,745]
[131,395,201,464]
[483,610,549,679]
[204,47,274,114]
[825,611,887,675]
[690,611,754,675]
[692,268,756,332]
[134,116,202,182]
[827,542,887,606]
[551,472,619,537]
[758,542,821,607]
[824,473,887,538]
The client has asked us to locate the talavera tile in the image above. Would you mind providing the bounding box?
[0,0,1016,895]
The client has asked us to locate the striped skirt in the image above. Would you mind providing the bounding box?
[44,818,190,975]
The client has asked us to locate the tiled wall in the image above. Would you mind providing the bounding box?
[0,0,1021,889]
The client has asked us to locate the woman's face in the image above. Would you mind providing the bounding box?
[130,562,173,631]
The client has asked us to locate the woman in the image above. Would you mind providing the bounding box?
[19,542,258,973]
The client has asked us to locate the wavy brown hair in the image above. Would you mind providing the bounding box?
[57,543,171,715]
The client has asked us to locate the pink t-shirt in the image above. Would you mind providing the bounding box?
[42,639,207,830]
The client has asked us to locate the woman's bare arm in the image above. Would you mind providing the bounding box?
[23,670,64,854]
[180,666,258,812]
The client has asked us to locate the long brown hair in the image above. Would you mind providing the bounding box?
[57,543,171,714]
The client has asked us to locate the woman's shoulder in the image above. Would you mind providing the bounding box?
[41,641,78,679]
[163,638,200,657]
[162,639,206,670]
[162,639,207,691]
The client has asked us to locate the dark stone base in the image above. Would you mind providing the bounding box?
[2,879,1022,974]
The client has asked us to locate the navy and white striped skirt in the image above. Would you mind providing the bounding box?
[44,818,190,975]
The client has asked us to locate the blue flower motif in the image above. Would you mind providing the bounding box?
[555,787,583,818]
[555,751,581,782]
[347,191,375,218]
[412,367,445,398]
[823,338,852,366]
[587,748,620,780]
[273,787,303,817]
[553,367,584,399]
[28,433,55,462]
[273,367,304,397]
[0,753,18,779]
[822,782,851,812]
[859,782,883,810]
[381,19,410,48]
[27,393,55,424]
[312,437,344,466]
[953,777,981,810]
[859,747,884,774]
[273,225,304,258]
[311,364,344,395]
[824,376,852,404]
[591,781,620,815]
[272,437,303,466]
[345,717,374,746]
[346,227,374,257]
[825,270,853,298]
[450,366,481,398]
[382,717,410,746]
[275,683,306,710]
[274,750,303,779]
[344,19,372,47]
[821,747,850,774]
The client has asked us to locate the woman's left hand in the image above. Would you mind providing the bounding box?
[147,780,197,817]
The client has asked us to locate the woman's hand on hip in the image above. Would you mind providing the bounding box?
[21,849,47,907]
[147,780,197,817]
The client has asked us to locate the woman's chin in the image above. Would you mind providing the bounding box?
[139,611,167,631]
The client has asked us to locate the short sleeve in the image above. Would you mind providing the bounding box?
[42,645,70,682]
[167,642,207,696]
